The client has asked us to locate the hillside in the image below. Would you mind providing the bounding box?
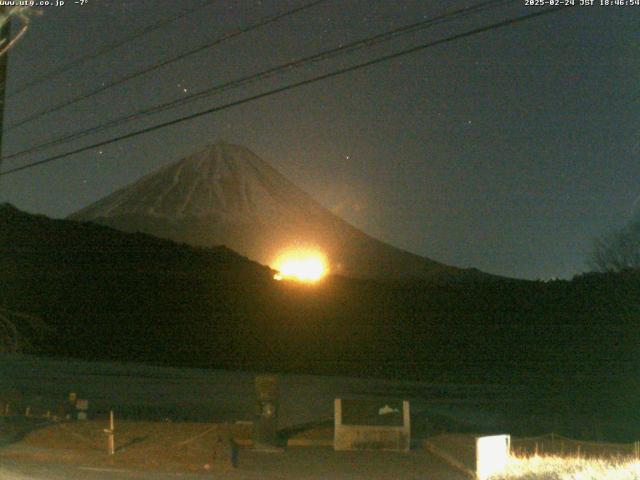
[3,204,639,388]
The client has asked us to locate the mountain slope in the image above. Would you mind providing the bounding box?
[69,142,479,280]
[3,203,639,383]
[3,204,640,441]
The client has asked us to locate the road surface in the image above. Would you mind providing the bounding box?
[0,448,467,480]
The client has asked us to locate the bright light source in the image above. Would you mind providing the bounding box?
[272,249,327,282]
[476,434,511,480]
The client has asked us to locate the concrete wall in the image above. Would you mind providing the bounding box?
[334,398,410,451]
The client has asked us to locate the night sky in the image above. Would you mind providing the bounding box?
[1,0,638,280]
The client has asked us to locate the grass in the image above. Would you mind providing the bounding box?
[491,454,640,480]
[0,469,31,480]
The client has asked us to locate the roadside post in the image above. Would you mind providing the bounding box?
[253,375,282,451]
[104,410,115,455]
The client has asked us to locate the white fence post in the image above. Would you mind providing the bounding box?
[103,410,115,455]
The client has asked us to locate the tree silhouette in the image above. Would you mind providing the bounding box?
[590,220,640,273]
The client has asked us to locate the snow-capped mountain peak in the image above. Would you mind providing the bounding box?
[70,142,470,280]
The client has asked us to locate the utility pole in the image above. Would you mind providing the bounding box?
[0,6,10,169]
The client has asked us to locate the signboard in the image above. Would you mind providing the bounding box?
[334,398,410,451]
[341,399,404,426]
[476,435,511,480]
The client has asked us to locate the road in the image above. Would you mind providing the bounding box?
[0,448,467,480]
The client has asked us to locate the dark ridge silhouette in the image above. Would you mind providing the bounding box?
[3,203,638,382]
[4,204,640,439]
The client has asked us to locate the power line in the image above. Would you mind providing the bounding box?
[0,6,568,178]
[4,0,512,161]
[9,0,218,98]
[6,0,327,130]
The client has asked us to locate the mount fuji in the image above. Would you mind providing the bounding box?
[69,142,482,280]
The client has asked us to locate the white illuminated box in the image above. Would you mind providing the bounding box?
[476,434,510,480]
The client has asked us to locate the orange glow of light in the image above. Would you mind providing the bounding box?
[272,249,328,282]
